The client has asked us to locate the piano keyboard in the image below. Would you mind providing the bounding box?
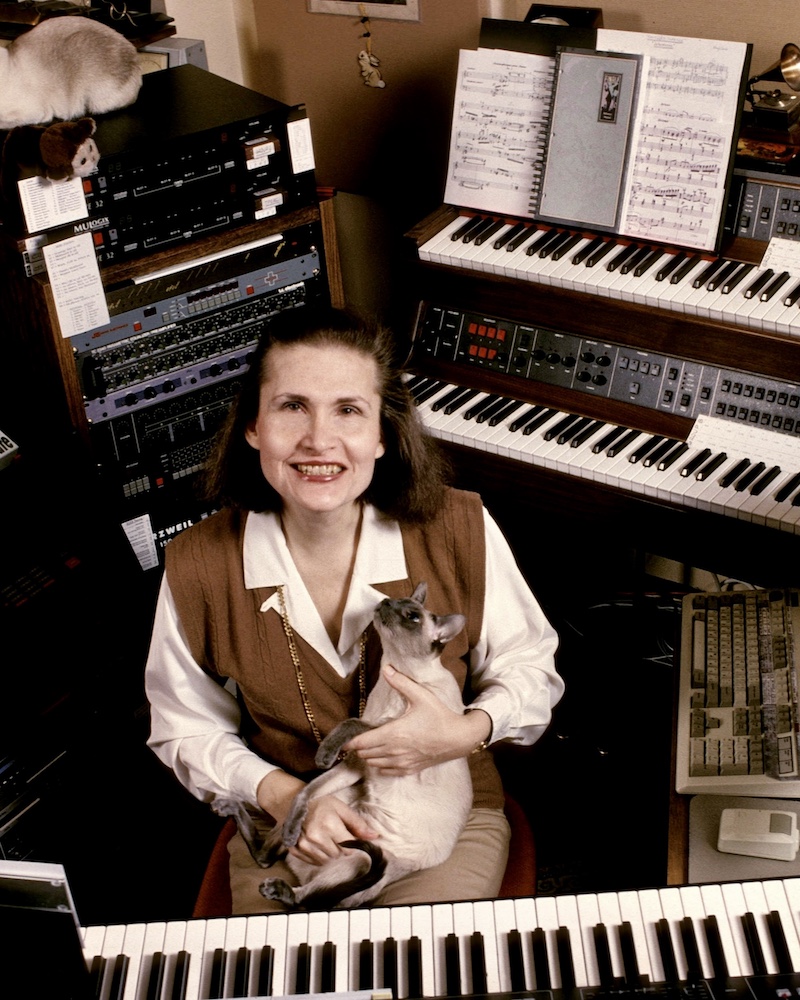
[81,879,800,999]
[405,375,800,535]
[419,215,800,337]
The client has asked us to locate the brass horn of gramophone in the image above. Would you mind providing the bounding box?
[748,43,800,130]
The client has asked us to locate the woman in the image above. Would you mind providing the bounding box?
[145,306,563,914]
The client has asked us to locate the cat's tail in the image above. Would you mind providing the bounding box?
[300,839,388,911]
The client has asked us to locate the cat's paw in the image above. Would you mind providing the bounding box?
[259,878,296,907]
[211,798,243,820]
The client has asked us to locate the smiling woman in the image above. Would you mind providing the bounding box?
[144,306,563,914]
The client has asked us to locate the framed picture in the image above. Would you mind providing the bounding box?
[308,1,419,21]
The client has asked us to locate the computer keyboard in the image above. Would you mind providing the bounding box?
[675,588,800,797]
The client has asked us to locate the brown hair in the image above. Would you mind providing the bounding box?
[201,306,450,522]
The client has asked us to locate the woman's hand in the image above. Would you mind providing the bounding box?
[344,664,492,775]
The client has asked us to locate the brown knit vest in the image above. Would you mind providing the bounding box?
[165,488,503,810]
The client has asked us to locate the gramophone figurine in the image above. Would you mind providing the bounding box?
[747,43,800,132]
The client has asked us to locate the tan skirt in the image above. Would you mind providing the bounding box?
[228,807,511,915]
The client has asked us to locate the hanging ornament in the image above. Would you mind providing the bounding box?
[356,6,386,88]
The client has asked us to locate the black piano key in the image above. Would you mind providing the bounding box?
[655,252,686,281]
[209,947,226,999]
[680,447,712,477]
[506,930,527,992]
[607,429,642,458]
[695,451,728,481]
[703,914,730,982]
[108,954,130,1000]
[658,441,689,470]
[404,373,429,393]
[761,270,790,300]
[464,217,498,244]
[692,257,726,288]
[464,393,501,420]
[233,945,251,998]
[572,419,606,447]
[721,262,755,293]
[488,399,524,426]
[783,278,800,305]
[751,464,782,495]
[556,926,576,991]
[523,407,558,435]
[743,268,773,299]
[413,379,446,404]
[606,243,637,271]
[642,437,677,468]
[445,932,461,997]
[552,232,583,260]
[544,413,580,441]
[146,951,167,1000]
[539,230,571,258]
[679,916,703,983]
[767,910,793,973]
[451,215,484,241]
[735,461,766,491]
[774,470,800,503]
[321,941,337,993]
[707,260,739,292]
[509,405,544,431]
[671,254,702,284]
[656,917,680,984]
[432,385,470,412]
[559,416,593,445]
[507,225,537,251]
[295,942,311,994]
[473,219,505,245]
[572,236,604,264]
[633,249,662,277]
[89,955,105,998]
[470,931,488,995]
[494,221,525,249]
[407,936,424,999]
[592,924,615,988]
[171,950,191,1000]
[527,229,562,257]
[382,937,398,994]
[408,376,435,399]
[741,912,767,975]
[592,425,626,454]
[619,920,644,987]
[444,388,480,415]
[475,395,513,423]
[719,457,750,488]
[585,239,615,267]
[620,245,652,275]
[258,945,275,997]
[531,928,551,990]
[358,939,373,989]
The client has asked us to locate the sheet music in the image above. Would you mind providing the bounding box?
[597,30,748,251]
[443,47,554,218]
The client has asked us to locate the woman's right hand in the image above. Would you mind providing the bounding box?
[288,794,377,866]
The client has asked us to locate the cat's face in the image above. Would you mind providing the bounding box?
[373,582,465,658]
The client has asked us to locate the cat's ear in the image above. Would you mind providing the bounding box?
[432,613,466,646]
[411,581,427,605]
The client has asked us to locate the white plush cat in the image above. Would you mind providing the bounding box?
[0,18,142,129]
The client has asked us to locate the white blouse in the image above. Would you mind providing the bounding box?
[145,504,563,807]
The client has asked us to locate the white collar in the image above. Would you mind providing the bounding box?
[242,505,407,672]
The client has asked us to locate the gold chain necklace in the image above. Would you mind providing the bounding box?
[275,584,368,745]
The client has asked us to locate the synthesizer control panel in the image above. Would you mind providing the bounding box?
[416,302,800,437]
[728,168,800,243]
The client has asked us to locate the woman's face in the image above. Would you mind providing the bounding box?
[245,341,385,517]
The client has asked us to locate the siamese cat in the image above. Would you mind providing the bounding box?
[216,583,473,910]
[0,18,142,129]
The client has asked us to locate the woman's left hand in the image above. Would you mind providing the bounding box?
[343,664,492,775]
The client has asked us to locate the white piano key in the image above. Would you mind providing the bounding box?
[348,907,372,990]
[699,882,743,976]
[244,915,270,997]
[468,224,518,274]
[120,923,146,1000]
[533,895,564,988]
[198,917,228,1000]
[220,915,249,998]
[763,878,800,971]
[720,882,755,976]
[159,919,189,1000]
[473,899,502,994]
[389,905,412,999]
[596,891,626,981]
[618,889,656,983]
[97,923,129,1000]
[512,896,538,989]
[283,911,309,995]
[181,920,207,1000]
[370,906,393,991]
[418,217,468,264]
[636,888,666,984]
[82,924,107,968]
[452,901,476,996]
[306,910,330,993]
[741,880,780,973]
[132,921,167,1000]
[410,904,436,998]
[658,887,689,981]
[555,893,588,987]
[431,902,455,997]
[575,893,601,987]
[779,877,800,963]
[491,898,519,992]
[679,884,715,980]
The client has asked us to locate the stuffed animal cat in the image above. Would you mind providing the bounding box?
[0,18,142,129]
[216,582,473,910]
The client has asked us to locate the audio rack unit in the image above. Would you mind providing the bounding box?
[10,65,317,273]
